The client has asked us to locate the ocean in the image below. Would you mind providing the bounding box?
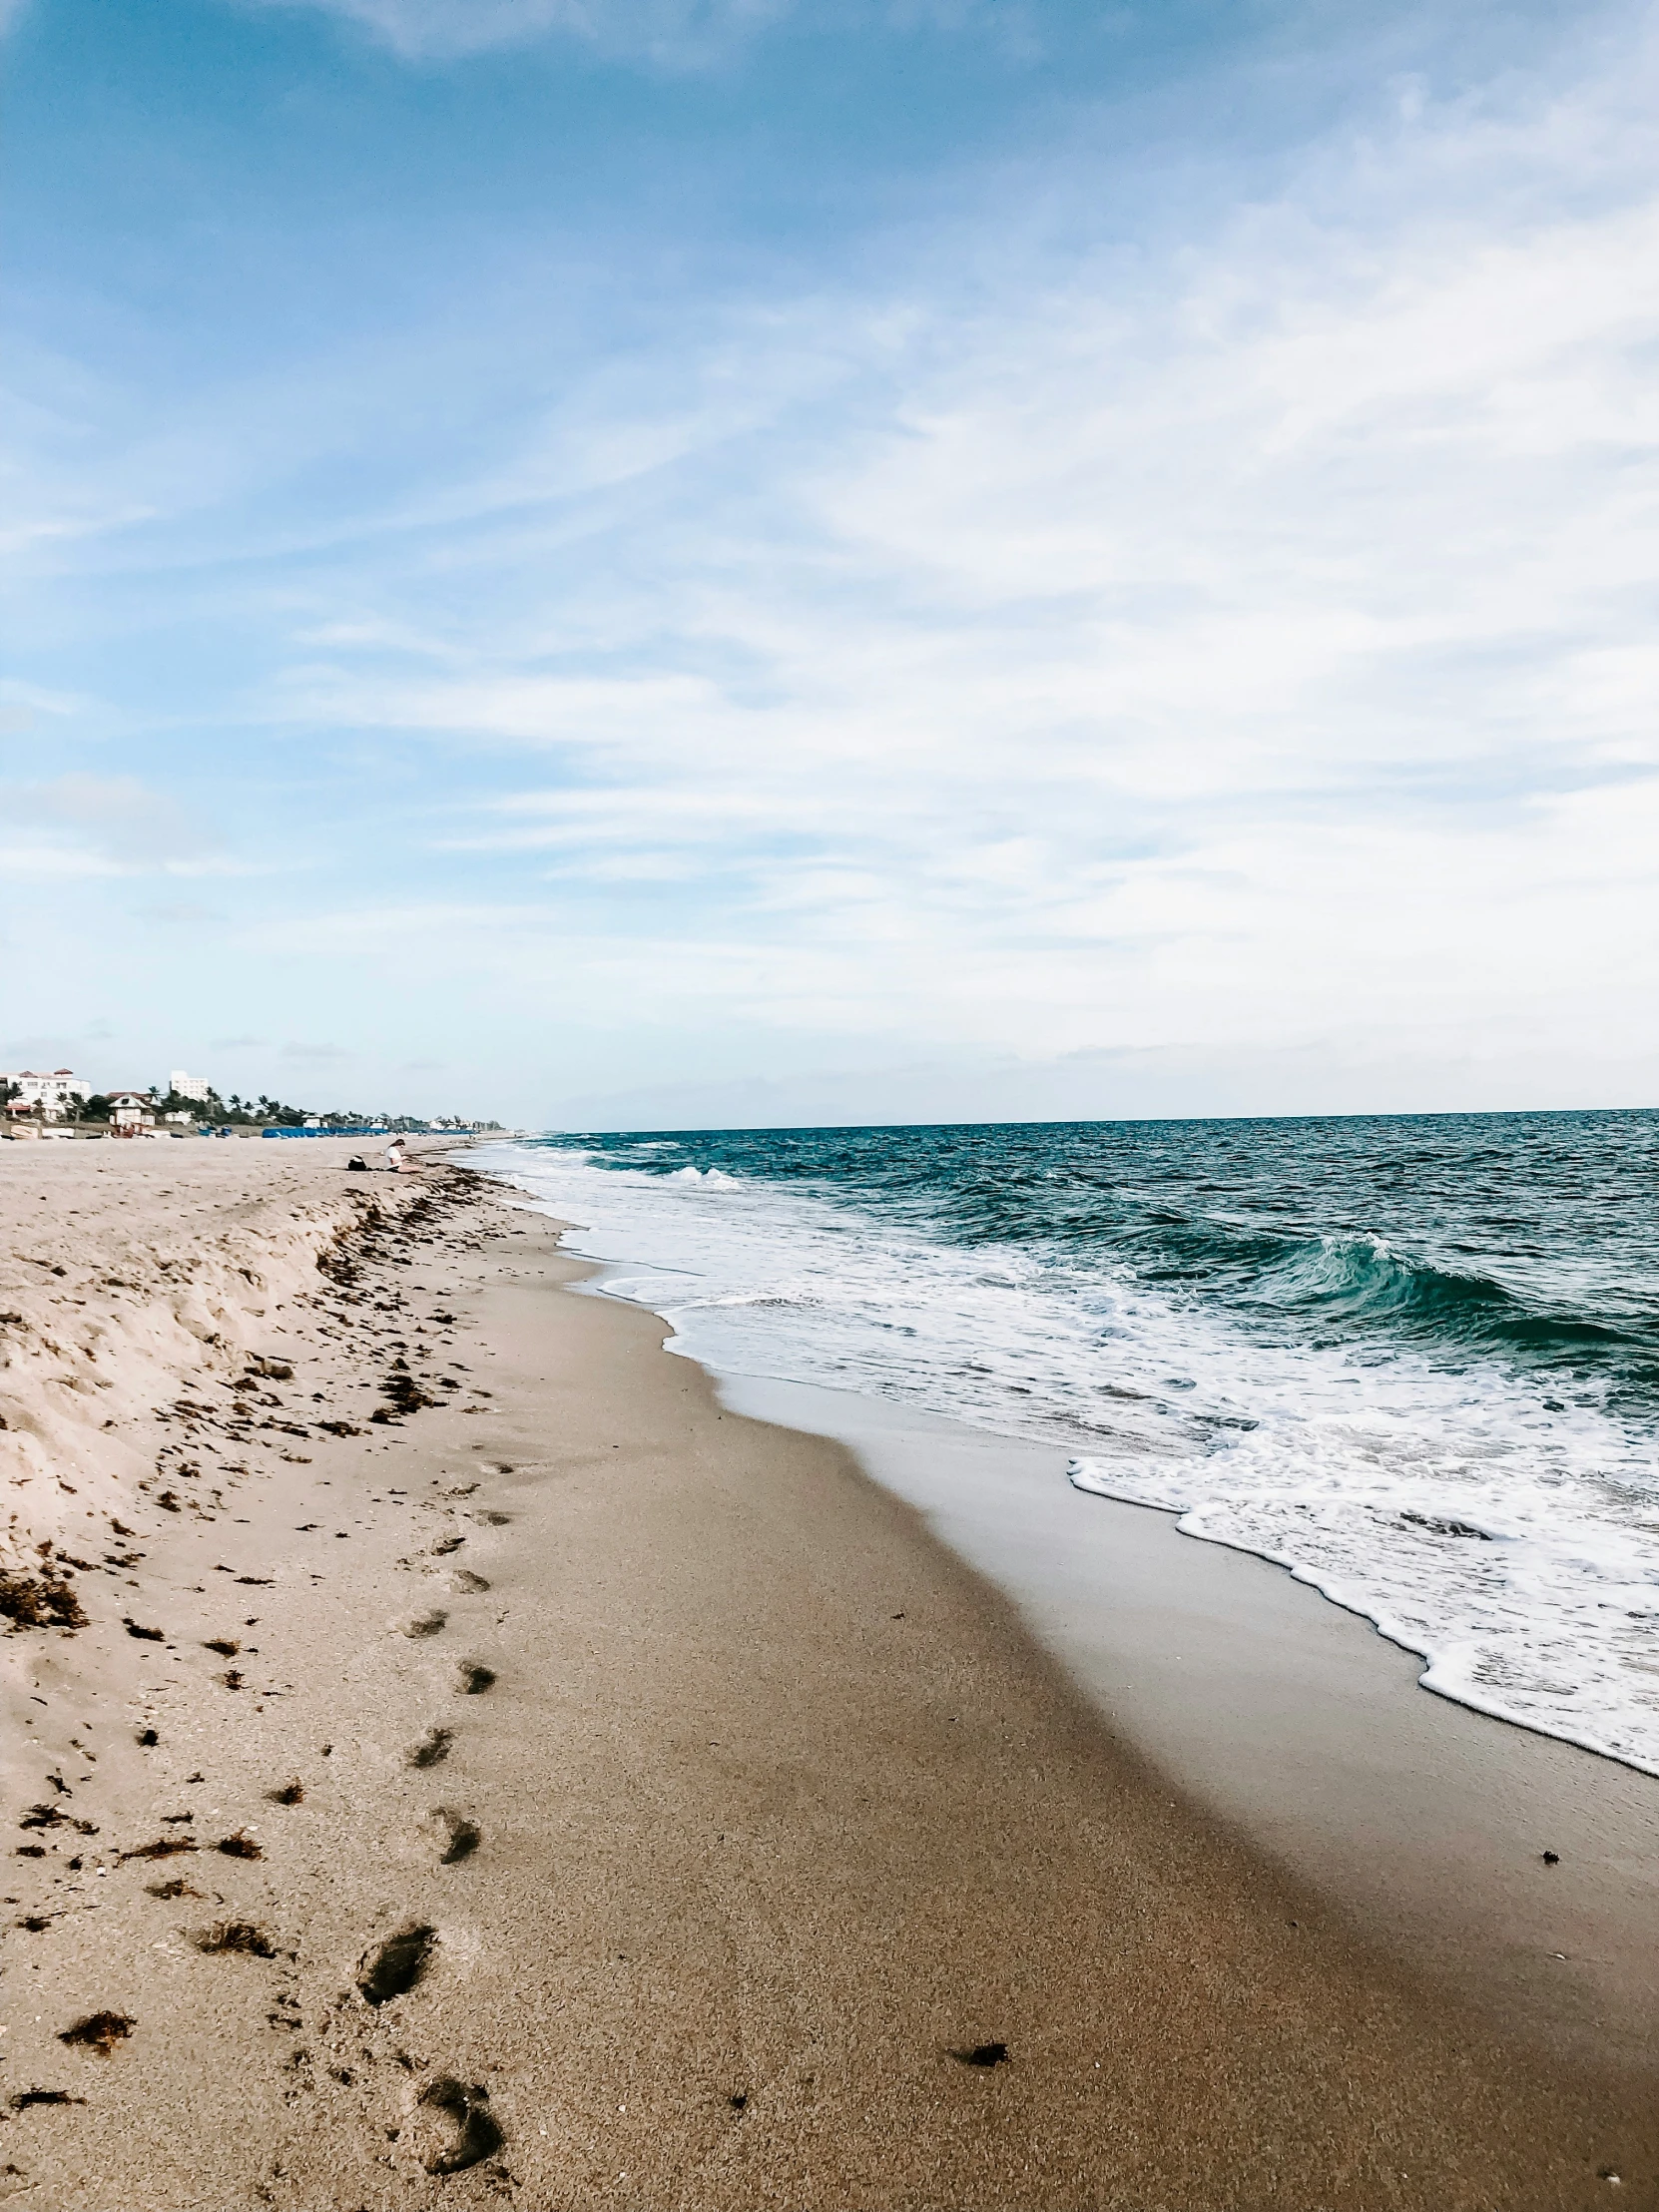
[475,1113,1659,1777]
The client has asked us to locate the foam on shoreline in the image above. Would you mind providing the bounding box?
[475,1136,1659,1778]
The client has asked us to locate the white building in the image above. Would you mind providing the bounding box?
[169,1070,214,1103]
[107,1090,157,1135]
[4,1069,91,1120]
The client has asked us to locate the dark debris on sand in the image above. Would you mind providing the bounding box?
[58,2012,135,2057]
[0,1551,87,1630]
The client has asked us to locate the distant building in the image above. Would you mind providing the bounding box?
[3,1069,91,1120]
[106,1090,157,1135]
[169,1070,213,1103]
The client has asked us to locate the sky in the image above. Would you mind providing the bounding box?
[4,0,1658,1129]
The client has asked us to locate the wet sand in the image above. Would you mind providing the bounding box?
[0,1142,1652,2207]
[717,1372,1659,2079]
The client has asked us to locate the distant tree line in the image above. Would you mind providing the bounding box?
[48,1086,501,1132]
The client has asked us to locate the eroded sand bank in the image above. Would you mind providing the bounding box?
[0,1142,1652,2209]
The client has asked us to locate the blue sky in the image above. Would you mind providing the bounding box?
[4,0,1658,1126]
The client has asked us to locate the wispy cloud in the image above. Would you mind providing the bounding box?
[0,776,226,882]
[240,28,1659,1076]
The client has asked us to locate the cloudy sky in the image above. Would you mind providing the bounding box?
[4,0,1657,1127]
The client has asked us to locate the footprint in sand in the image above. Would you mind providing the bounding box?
[407,2076,503,2174]
[358,1923,436,2005]
[455,1661,495,1696]
[428,1809,480,1864]
[446,1570,490,1594]
[402,1610,447,1638]
[405,1727,454,1769]
[194,1921,276,1957]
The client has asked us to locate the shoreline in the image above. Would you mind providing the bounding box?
[705,1366,1659,2076]
[1,1142,1653,2206]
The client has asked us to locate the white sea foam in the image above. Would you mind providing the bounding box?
[477,1141,1659,1776]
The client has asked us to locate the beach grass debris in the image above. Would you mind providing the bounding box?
[23,1804,97,1837]
[0,1556,87,1631]
[58,2011,135,2057]
[215,1829,263,1859]
[203,1637,240,1657]
[120,1836,199,1861]
[11,2088,86,2110]
[122,1617,164,1642]
[375,1370,441,1419]
[267,1779,303,1806]
[948,2041,1010,2068]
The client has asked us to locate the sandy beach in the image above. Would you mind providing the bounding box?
[1,1140,1653,2210]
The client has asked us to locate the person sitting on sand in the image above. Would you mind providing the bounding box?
[384,1136,416,1173]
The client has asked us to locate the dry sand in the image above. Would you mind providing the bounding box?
[0,1139,1652,2209]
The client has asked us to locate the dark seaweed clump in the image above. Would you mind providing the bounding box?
[0,1555,86,1630]
[58,2011,134,2056]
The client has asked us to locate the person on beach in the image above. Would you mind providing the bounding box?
[384,1136,415,1172]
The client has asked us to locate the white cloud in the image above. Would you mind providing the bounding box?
[280,28,1659,1086]
[0,775,218,872]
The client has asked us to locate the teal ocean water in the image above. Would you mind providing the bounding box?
[479,1113,1659,1774]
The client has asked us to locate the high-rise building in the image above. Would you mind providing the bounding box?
[169,1070,213,1102]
